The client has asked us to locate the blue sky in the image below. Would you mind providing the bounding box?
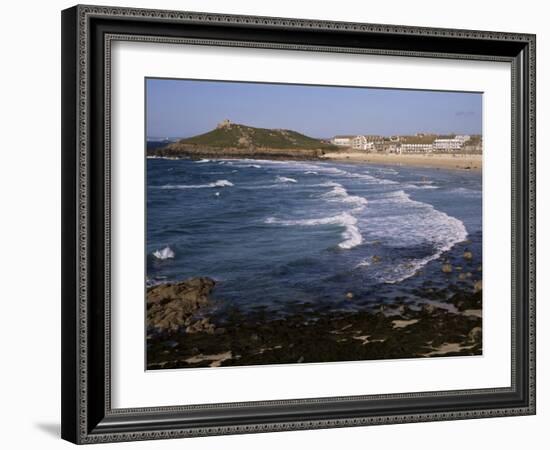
[146,78,482,139]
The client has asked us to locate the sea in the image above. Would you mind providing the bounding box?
[147,157,482,315]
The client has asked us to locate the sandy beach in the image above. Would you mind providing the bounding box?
[321,152,482,171]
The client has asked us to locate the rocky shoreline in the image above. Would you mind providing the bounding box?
[146,272,482,370]
[151,143,330,161]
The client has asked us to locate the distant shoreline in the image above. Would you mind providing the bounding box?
[149,150,482,171]
[320,152,482,171]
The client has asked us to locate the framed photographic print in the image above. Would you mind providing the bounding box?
[61,5,536,444]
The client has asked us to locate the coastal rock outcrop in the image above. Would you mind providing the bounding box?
[147,277,216,333]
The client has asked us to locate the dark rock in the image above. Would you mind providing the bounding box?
[397,304,408,315]
[442,263,453,273]
[449,289,482,311]
[186,317,215,334]
[147,277,216,333]
[467,326,482,344]
[474,280,482,293]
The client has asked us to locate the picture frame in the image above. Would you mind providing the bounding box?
[61,4,536,444]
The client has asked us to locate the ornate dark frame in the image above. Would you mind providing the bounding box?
[61,4,536,444]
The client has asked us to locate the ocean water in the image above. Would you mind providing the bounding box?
[147,158,482,315]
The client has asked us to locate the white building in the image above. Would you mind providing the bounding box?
[400,143,433,153]
[386,144,400,154]
[433,138,465,152]
[331,136,355,147]
[454,135,471,143]
[352,135,375,151]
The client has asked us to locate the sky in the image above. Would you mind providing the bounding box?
[146,78,482,139]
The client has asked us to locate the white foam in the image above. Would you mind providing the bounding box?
[152,246,175,260]
[376,168,399,175]
[275,176,298,183]
[321,183,368,209]
[225,161,262,169]
[194,159,211,163]
[448,187,482,196]
[265,212,362,249]
[357,190,468,283]
[147,156,180,160]
[347,172,399,184]
[160,179,234,189]
[404,184,439,190]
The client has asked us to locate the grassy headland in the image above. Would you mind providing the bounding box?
[152,122,337,161]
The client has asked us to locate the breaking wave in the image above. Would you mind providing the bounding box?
[159,179,234,189]
[321,182,368,209]
[152,246,175,260]
[275,176,298,183]
[358,190,467,283]
[265,212,362,250]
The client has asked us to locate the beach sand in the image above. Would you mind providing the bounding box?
[321,152,482,171]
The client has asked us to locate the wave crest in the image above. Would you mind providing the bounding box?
[358,190,467,283]
[265,212,362,249]
[153,246,175,260]
[275,176,298,183]
[160,179,234,189]
[321,183,368,209]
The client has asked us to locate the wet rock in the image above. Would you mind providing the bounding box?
[458,273,467,281]
[186,317,216,334]
[474,280,482,293]
[397,304,408,315]
[422,304,438,315]
[463,250,473,260]
[146,277,484,370]
[372,255,382,263]
[449,289,482,311]
[346,292,355,300]
[467,326,482,344]
[147,277,216,333]
[442,263,453,273]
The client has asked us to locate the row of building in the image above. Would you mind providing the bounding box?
[330,134,481,154]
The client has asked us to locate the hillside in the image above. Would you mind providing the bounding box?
[150,121,338,160]
[178,120,336,150]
